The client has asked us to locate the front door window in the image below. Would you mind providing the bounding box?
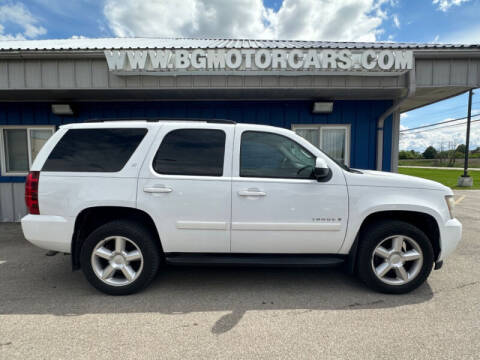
[240,131,315,179]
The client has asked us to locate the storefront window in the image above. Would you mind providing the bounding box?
[294,128,320,148]
[1,126,55,175]
[4,129,29,172]
[30,129,54,163]
[321,127,347,164]
[292,124,350,166]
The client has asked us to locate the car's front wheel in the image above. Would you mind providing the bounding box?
[357,220,434,294]
[80,220,160,295]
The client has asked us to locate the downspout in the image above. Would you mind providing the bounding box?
[376,65,416,170]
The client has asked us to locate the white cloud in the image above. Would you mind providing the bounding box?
[0,2,46,40]
[103,0,388,41]
[400,114,480,151]
[392,14,400,28]
[432,0,469,12]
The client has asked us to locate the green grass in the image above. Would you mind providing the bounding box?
[398,167,480,189]
[398,158,480,168]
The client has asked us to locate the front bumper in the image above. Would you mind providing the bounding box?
[438,218,462,261]
[21,214,74,253]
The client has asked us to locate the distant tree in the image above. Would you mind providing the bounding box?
[471,147,480,158]
[423,146,437,159]
[456,144,466,154]
[437,150,449,158]
[399,150,422,159]
[399,150,410,159]
[410,150,422,158]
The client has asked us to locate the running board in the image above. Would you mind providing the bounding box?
[165,253,345,267]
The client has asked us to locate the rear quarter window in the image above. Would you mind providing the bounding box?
[42,128,147,172]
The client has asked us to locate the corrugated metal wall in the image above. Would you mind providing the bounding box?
[0,183,26,221]
[0,58,408,90]
[1,58,478,91]
[0,99,392,221]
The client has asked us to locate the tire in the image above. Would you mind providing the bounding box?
[357,220,434,294]
[80,220,160,295]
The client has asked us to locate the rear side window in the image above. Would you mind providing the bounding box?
[153,129,225,176]
[42,128,147,172]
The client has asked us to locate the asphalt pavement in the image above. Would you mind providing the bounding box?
[1,190,479,359]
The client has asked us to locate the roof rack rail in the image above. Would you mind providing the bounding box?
[84,117,236,124]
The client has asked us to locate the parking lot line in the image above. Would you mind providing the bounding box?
[455,195,466,205]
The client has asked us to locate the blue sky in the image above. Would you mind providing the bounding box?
[1,0,479,151]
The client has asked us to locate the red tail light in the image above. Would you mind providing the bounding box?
[25,171,40,215]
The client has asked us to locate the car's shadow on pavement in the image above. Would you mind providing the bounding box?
[0,246,434,334]
[152,266,434,334]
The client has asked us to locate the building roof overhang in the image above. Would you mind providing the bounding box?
[0,38,478,112]
[0,37,479,52]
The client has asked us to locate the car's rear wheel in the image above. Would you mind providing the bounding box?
[80,220,160,295]
[357,220,434,294]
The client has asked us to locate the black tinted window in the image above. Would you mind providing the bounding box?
[43,128,147,172]
[240,131,315,179]
[153,129,225,176]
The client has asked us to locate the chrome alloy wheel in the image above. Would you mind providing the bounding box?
[371,235,423,286]
[91,236,144,287]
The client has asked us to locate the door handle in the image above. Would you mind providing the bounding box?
[143,186,173,193]
[238,189,266,197]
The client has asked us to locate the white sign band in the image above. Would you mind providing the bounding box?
[105,49,413,74]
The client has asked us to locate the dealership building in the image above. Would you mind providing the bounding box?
[0,38,479,221]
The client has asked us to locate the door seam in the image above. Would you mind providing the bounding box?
[228,125,236,252]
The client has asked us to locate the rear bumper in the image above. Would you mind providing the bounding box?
[21,214,74,253]
[438,218,462,261]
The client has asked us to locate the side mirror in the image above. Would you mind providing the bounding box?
[313,157,331,181]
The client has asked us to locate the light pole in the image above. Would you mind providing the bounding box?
[463,89,473,177]
[458,89,474,187]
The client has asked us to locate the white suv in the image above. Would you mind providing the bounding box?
[21,119,462,295]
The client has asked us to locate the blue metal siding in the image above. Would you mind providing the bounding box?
[0,100,393,182]
[382,114,393,172]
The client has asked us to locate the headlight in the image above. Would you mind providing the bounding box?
[445,195,455,219]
